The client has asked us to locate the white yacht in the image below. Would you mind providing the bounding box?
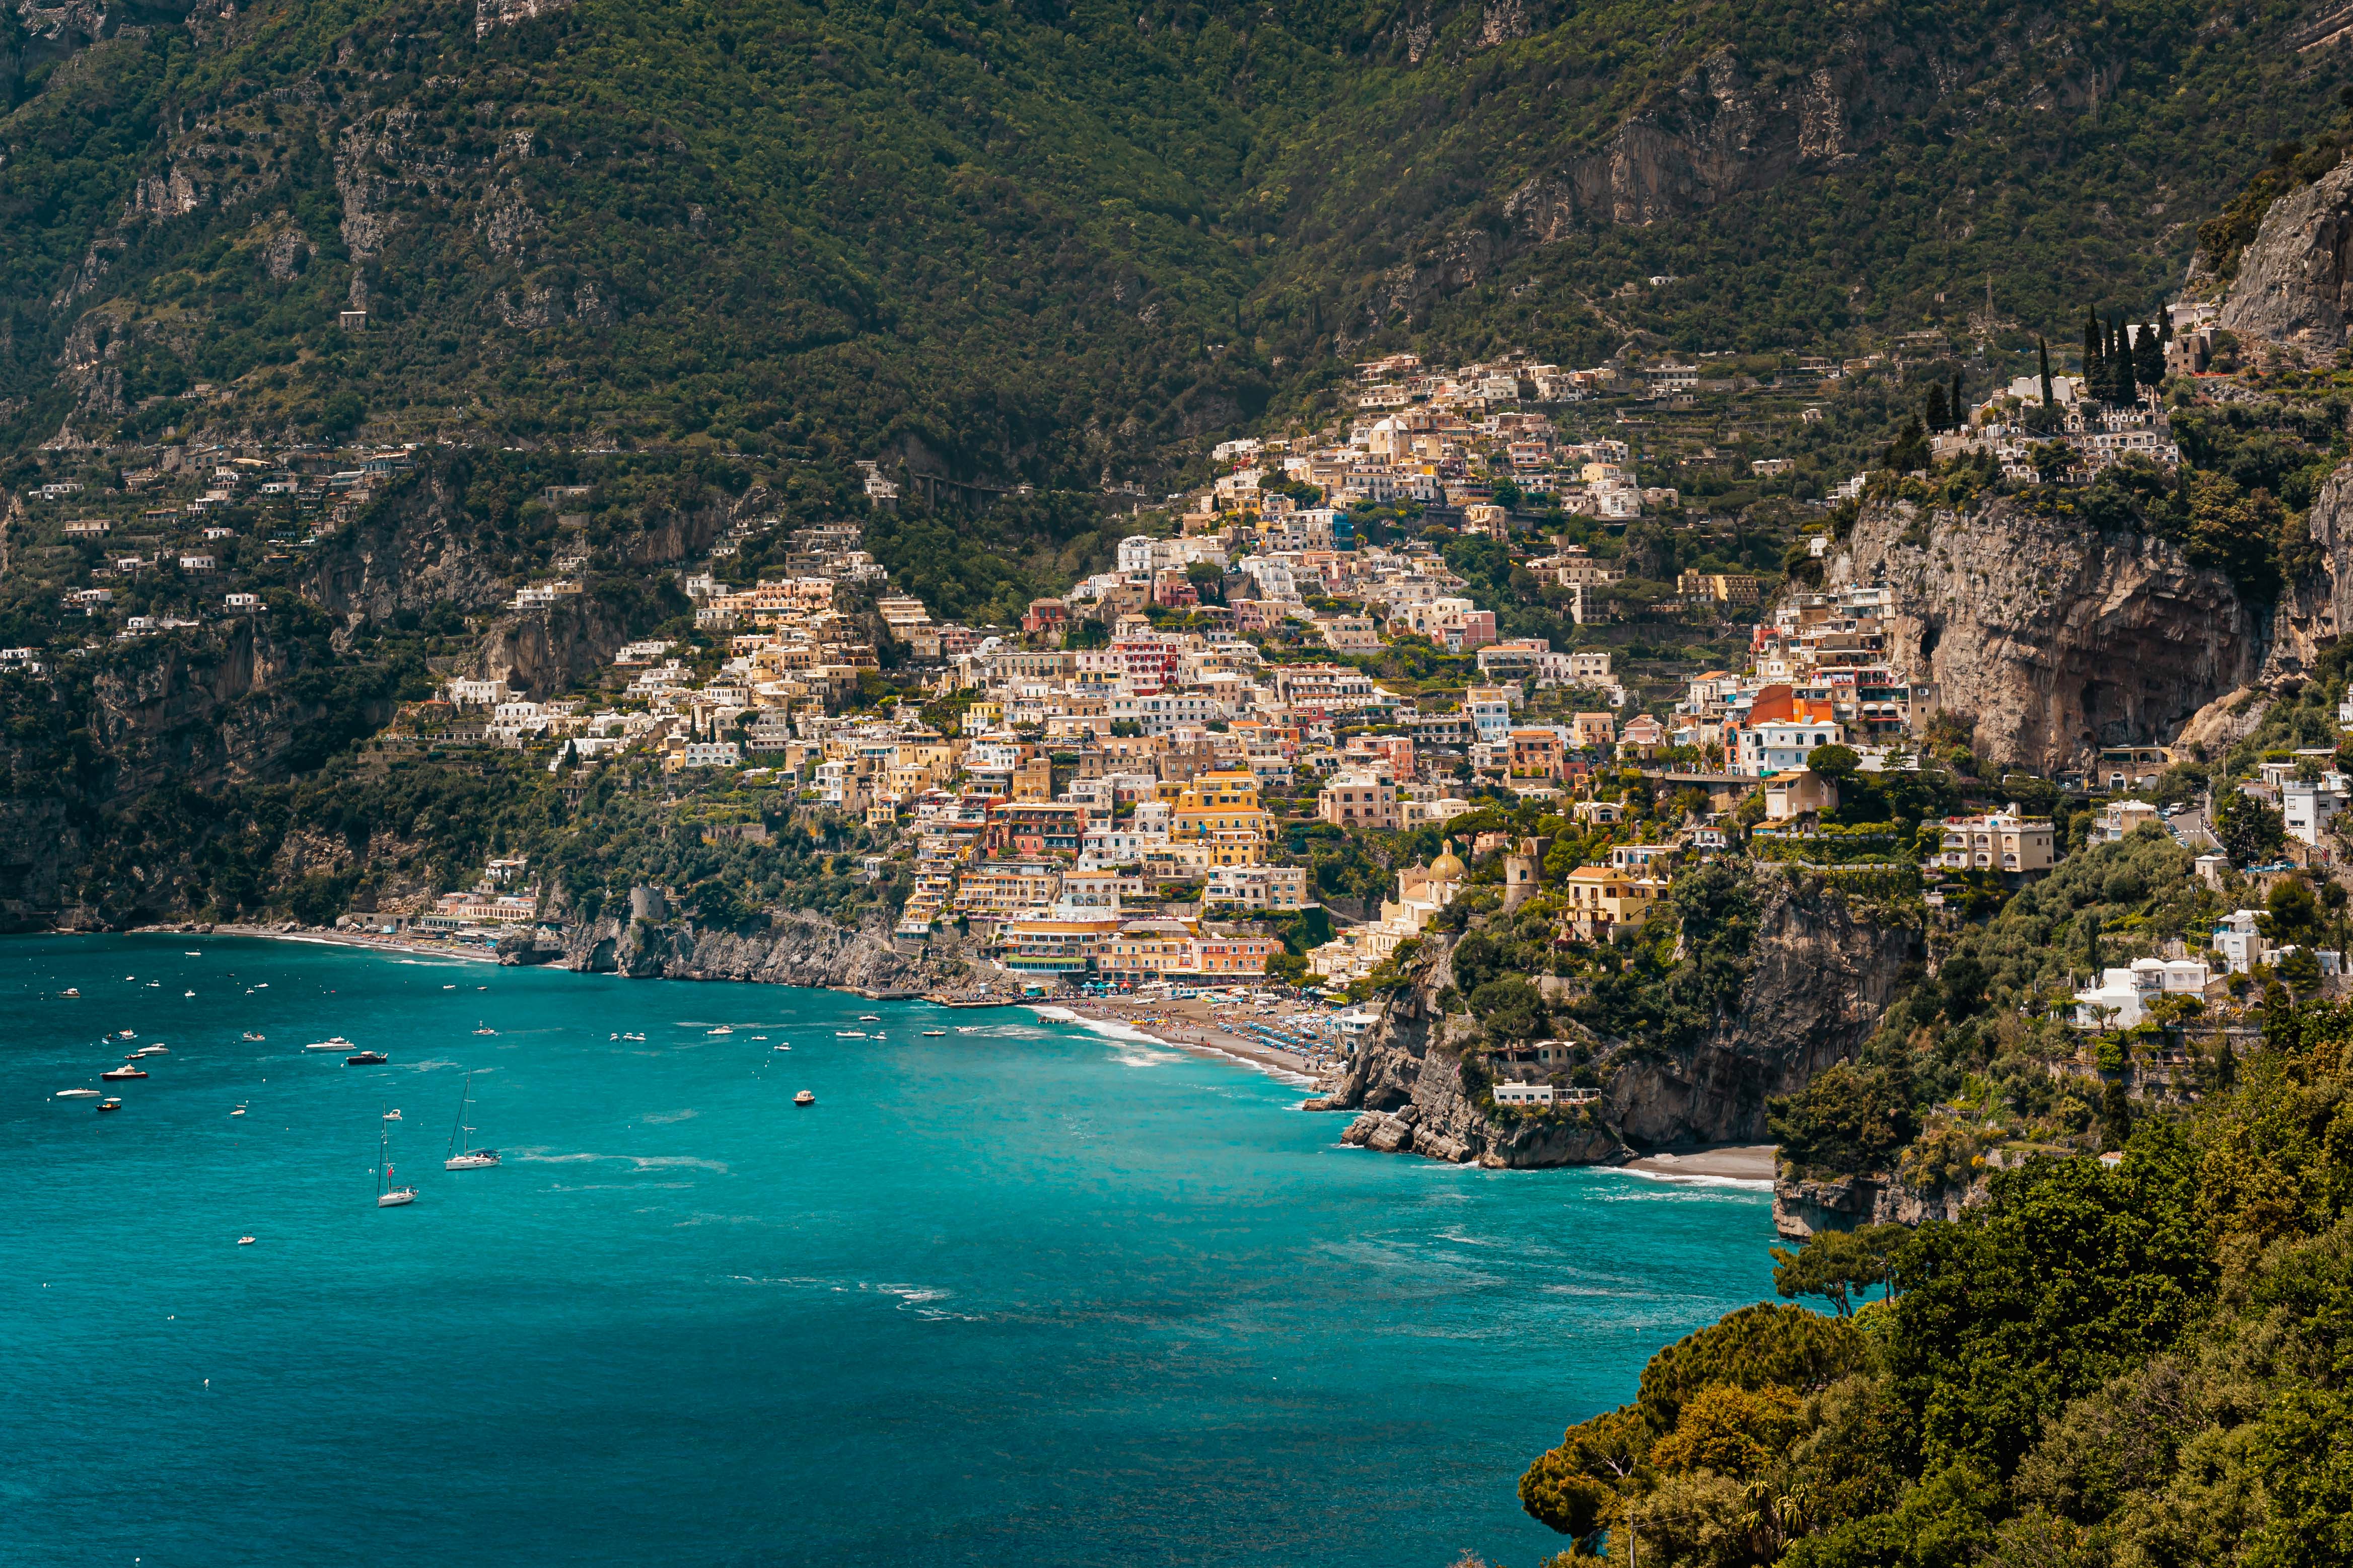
[377,1127,417,1208]
[444,1074,500,1170]
[305,1035,358,1053]
[55,1088,100,1099]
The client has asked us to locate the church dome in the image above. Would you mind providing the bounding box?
[1428,838,1466,882]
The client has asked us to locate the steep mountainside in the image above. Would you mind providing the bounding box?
[3,0,2348,480]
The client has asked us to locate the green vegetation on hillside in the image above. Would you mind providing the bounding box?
[5,0,2349,480]
[1524,998,2353,1564]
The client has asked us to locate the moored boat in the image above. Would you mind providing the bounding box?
[305,1035,357,1053]
[345,1051,389,1066]
[100,1065,147,1081]
[98,1097,121,1112]
[444,1073,501,1170]
[794,1090,816,1106]
[376,1126,417,1208]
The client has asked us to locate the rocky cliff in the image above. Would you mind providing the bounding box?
[1316,874,1917,1168]
[2215,158,2353,358]
[1315,935,1623,1167]
[499,906,977,994]
[1830,498,2265,772]
[1771,1171,1974,1240]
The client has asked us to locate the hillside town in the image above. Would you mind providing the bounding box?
[3,317,2306,1055]
[173,328,2274,1032]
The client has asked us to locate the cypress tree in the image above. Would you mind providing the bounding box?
[2134,320,2166,389]
[2038,337,2055,407]
[2114,319,2138,404]
[2083,308,2105,401]
[1951,369,1964,428]
[1926,382,1950,432]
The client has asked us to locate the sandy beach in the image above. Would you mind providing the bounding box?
[1032,995,1334,1083]
[1621,1144,1778,1181]
[134,923,505,965]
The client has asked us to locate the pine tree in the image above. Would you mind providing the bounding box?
[2038,337,2055,408]
[1926,382,1950,432]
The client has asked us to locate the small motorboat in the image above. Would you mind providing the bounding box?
[186,951,202,957]
[794,1090,815,1106]
[444,985,457,990]
[835,1030,867,1038]
[183,990,196,998]
[624,1032,646,1042]
[147,981,160,988]
[237,1236,255,1246]
[923,1030,948,1037]
[857,1015,881,1022]
[101,1065,148,1081]
[345,1051,389,1066]
[117,1029,135,1039]
[55,1088,100,1099]
[256,984,268,989]
[242,1032,264,1042]
[707,1026,734,1036]
[472,1027,497,1036]
[132,1045,169,1057]
[231,1105,247,1116]
[304,1036,356,1052]
[773,1043,791,1052]
[60,987,79,998]
[383,1108,401,1120]
[98,1097,121,1112]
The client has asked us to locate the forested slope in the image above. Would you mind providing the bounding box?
[4,0,2349,483]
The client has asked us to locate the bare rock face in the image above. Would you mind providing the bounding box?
[474,0,573,38]
[1315,874,1915,1167]
[1771,1172,1973,1239]
[2269,461,2353,680]
[2217,159,2353,356]
[543,908,973,993]
[1608,877,1918,1147]
[1832,499,2263,772]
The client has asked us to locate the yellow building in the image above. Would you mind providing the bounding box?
[1164,770,1273,842]
[1558,865,1668,934]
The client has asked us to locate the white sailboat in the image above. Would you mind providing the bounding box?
[377,1125,417,1207]
[444,1073,501,1170]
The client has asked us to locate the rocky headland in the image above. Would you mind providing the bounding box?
[1312,873,1919,1171]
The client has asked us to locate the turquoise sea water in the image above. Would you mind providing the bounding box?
[3,935,1778,1566]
